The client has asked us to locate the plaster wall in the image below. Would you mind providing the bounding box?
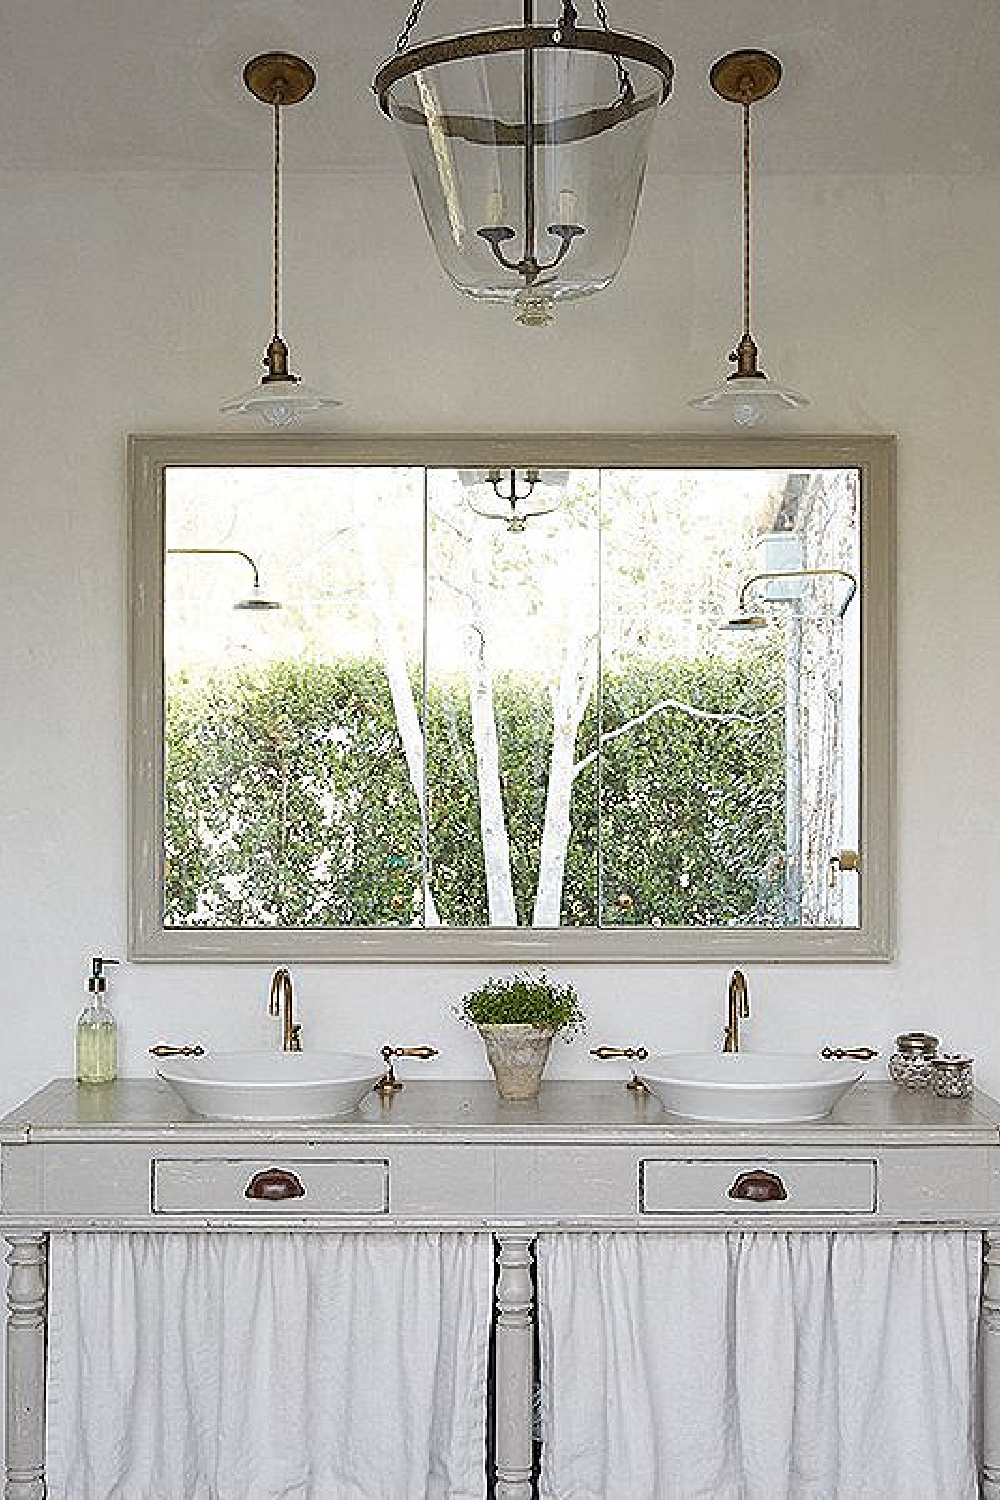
[0,164,997,1109]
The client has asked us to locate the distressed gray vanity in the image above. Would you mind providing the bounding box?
[3,1077,1000,1498]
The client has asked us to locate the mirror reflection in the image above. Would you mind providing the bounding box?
[155,457,866,943]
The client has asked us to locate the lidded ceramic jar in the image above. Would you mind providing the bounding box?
[888,1032,939,1090]
[930,1054,974,1100]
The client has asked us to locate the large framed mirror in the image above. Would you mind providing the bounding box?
[129,434,894,961]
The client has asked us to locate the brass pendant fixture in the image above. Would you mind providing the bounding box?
[690,50,807,426]
[374,1,674,327]
[221,52,340,426]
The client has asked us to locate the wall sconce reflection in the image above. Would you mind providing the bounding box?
[724,567,857,632]
[166,547,282,611]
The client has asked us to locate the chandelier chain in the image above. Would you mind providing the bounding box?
[395,0,427,52]
[590,0,632,101]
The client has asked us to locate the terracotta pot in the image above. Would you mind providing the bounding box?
[477,1023,557,1101]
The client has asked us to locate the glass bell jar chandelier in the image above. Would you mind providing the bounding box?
[221,52,340,426]
[689,50,807,426]
[374,1,674,327]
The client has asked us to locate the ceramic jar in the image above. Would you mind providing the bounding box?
[930,1055,974,1100]
[888,1032,940,1090]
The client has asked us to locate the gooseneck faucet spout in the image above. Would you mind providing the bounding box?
[722,969,750,1053]
[268,967,302,1052]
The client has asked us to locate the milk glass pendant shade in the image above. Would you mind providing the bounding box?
[222,53,340,426]
[689,50,808,426]
[374,2,674,326]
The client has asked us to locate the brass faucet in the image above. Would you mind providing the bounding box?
[268,967,302,1052]
[722,969,750,1053]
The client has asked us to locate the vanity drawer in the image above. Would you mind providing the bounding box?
[152,1157,389,1216]
[640,1158,877,1215]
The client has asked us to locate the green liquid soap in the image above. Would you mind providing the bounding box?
[76,1016,117,1084]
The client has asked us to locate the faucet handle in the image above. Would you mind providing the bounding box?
[821,1045,879,1061]
[375,1043,439,1096]
[289,1023,302,1053]
[590,1045,650,1092]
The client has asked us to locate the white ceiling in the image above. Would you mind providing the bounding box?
[2,0,999,176]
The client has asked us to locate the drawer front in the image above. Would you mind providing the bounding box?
[641,1158,877,1215]
[152,1158,389,1216]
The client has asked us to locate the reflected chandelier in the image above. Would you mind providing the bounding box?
[374,1,674,327]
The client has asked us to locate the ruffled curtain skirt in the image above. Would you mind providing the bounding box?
[47,1231,492,1500]
[537,1230,981,1500]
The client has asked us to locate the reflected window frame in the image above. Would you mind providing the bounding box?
[129,433,894,962]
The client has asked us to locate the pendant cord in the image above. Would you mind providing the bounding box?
[272,95,282,343]
[742,96,751,340]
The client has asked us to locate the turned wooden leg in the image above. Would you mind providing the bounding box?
[983,1232,1000,1498]
[494,1235,534,1500]
[5,1236,47,1500]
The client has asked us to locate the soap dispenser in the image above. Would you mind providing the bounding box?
[76,957,119,1084]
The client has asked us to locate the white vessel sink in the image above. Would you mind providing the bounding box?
[155,1050,381,1121]
[638,1052,866,1124]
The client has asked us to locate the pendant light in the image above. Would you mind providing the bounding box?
[374,2,674,327]
[221,53,339,426]
[689,50,807,426]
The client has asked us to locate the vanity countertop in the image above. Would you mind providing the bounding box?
[2,1078,999,1148]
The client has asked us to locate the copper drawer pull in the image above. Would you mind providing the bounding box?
[727,1169,787,1203]
[244,1167,306,1202]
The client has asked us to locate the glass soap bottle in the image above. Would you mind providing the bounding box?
[76,957,119,1084]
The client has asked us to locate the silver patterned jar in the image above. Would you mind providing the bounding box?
[888,1032,939,1090]
[930,1054,974,1100]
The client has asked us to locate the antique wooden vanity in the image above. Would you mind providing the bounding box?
[3,1077,1000,1498]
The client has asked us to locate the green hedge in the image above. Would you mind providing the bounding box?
[165,654,785,928]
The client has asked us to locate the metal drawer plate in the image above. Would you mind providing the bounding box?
[152,1157,390,1216]
[640,1158,877,1215]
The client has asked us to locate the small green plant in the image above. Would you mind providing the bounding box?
[455,972,586,1037]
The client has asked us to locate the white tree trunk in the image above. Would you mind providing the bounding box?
[532,630,597,926]
[352,492,440,925]
[467,529,517,925]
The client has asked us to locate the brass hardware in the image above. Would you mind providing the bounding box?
[590,1046,650,1092]
[722,969,750,1053]
[828,849,862,887]
[709,50,782,107]
[821,1046,879,1061]
[243,53,316,108]
[148,1044,205,1058]
[244,1167,305,1202]
[268,968,302,1052]
[375,1044,439,1096]
[728,1168,787,1203]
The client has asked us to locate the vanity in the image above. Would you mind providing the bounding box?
[4,1076,1000,1498]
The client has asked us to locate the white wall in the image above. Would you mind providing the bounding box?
[1,163,999,1126]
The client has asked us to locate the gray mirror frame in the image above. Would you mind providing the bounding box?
[128,433,895,962]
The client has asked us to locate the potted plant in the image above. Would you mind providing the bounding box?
[456,973,586,1100]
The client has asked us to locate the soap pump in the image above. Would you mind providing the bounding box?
[76,957,119,1084]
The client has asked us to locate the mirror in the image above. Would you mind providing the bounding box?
[129,435,893,961]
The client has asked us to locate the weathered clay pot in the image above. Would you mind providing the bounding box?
[477,1023,556,1101]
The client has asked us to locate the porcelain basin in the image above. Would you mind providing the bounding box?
[638,1052,866,1124]
[155,1050,381,1122]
